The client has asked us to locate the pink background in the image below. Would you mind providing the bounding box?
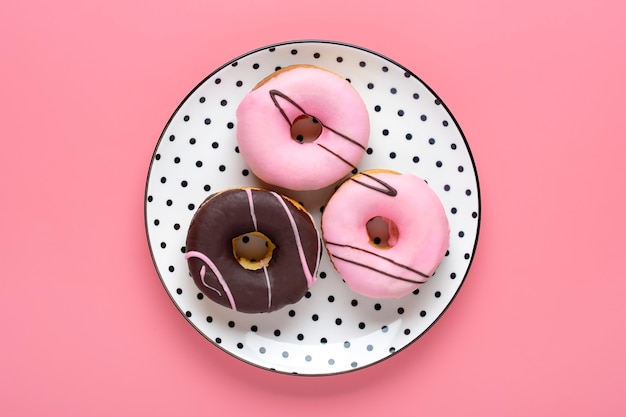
[2,0,625,415]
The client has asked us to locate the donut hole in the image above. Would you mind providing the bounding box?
[291,114,322,143]
[232,232,276,270]
[367,216,399,249]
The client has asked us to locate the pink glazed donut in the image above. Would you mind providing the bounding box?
[321,169,450,299]
[236,65,370,191]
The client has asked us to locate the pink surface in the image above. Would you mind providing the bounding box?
[1,0,625,416]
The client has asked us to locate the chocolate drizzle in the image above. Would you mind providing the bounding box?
[325,241,429,284]
[268,89,397,197]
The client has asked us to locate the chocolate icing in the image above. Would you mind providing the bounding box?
[185,188,320,313]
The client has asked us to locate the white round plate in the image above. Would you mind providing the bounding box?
[145,40,480,376]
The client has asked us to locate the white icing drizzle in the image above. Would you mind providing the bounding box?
[270,191,316,287]
[200,265,221,295]
[245,188,258,231]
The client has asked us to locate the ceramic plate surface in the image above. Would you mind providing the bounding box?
[145,40,480,375]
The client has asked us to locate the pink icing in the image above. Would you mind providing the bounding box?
[236,66,370,191]
[321,171,450,299]
[185,250,237,310]
[270,191,317,288]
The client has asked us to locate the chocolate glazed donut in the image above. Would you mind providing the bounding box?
[185,188,321,313]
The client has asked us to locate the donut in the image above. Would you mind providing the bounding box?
[185,187,321,313]
[321,169,450,299]
[236,65,370,191]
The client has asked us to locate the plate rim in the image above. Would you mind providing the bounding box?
[143,39,482,376]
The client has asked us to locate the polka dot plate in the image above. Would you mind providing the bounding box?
[145,40,480,375]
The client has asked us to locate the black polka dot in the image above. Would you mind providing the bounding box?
[227,122,234,129]
[242,169,249,176]
[169,135,176,141]
[291,49,298,55]
[390,88,397,94]
[420,311,427,317]
[215,78,222,84]
[451,143,457,150]
[166,200,173,206]
[359,61,366,67]
[237,343,243,349]
[228,321,235,328]
[389,152,396,159]
[382,129,389,136]
[320,337,327,344]
[319,271,327,279]
[160,176,166,183]
[335,318,342,325]
[405,133,412,140]
[472,211,478,218]
[367,83,374,89]
[444,184,451,191]
[215,337,222,344]
[288,310,296,317]
[374,303,381,311]
[252,63,259,69]
[397,307,405,314]
[366,147,373,154]
[203,184,211,192]
[305,291,311,299]
[412,156,420,163]
[236,80,243,87]
[312,314,319,321]
[185,311,192,317]
[250,325,257,332]
[351,299,358,306]
[458,165,464,172]
[420,115,427,121]
[358,322,366,329]
[189,138,196,144]
[196,292,203,299]
[413,93,420,99]
[451,207,457,214]
[328,295,335,302]
[274,329,281,336]
[173,157,180,164]
[155,154,161,160]
[435,291,441,298]
[336,56,343,62]
[176,288,182,295]
[183,115,190,122]
[443,120,449,126]
[204,118,211,125]
[429,138,436,145]
[450,272,457,279]
[297,333,304,340]
[154,219,160,226]
[313,52,320,58]
[382,66,389,72]
[374,105,381,112]
[412,288,420,295]
[404,329,411,335]
[465,189,472,196]
[436,161,443,167]
[459,231,465,238]
[168,266,174,272]
[211,142,219,149]
[195,161,203,167]
[206,316,213,323]
[220,99,227,106]
[160,242,166,248]
[219,165,226,172]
